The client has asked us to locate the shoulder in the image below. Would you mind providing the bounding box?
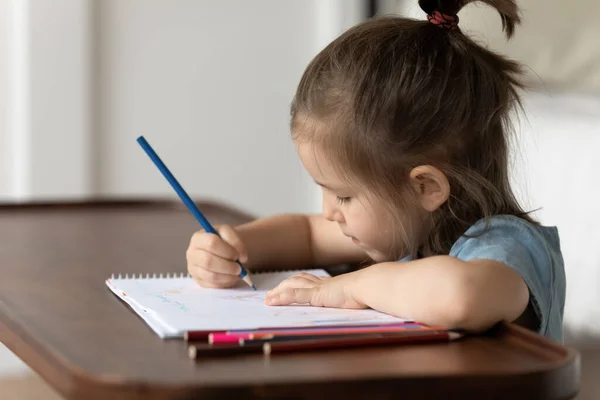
[449,214,565,300]
[450,215,562,263]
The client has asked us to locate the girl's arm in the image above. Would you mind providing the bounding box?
[351,256,530,330]
[236,214,368,270]
[266,255,530,332]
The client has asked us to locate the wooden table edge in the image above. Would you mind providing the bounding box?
[0,198,256,222]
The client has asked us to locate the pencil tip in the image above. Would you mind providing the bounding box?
[241,274,256,290]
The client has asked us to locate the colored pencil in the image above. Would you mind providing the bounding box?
[237,331,432,345]
[262,331,461,355]
[208,323,434,344]
[209,333,371,346]
[188,330,461,359]
[184,330,222,341]
[184,321,417,341]
[136,135,255,290]
[189,342,262,358]
[192,332,405,358]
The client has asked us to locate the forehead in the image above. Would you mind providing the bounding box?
[296,141,342,184]
[292,115,356,189]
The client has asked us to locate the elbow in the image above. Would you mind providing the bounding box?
[436,269,496,332]
[441,292,479,331]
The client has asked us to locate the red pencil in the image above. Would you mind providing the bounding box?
[208,323,436,345]
[208,333,253,345]
[262,331,461,355]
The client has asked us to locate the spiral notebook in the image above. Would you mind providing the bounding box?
[106,269,408,339]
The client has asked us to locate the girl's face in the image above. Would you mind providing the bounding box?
[296,141,408,263]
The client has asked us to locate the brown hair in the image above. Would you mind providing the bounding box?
[290,0,535,258]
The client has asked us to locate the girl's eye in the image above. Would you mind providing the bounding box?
[337,196,351,204]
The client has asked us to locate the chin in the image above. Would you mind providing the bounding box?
[364,250,390,263]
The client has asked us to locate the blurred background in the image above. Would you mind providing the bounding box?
[1,0,599,398]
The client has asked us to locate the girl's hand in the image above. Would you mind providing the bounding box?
[186,225,248,288]
[265,271,367,309]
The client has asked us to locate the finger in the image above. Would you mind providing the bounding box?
[266,287,317,306]
[189,230,239,261]
[295,272,322,282]
[193,278,237,289]
[216,225,249,263]
[193,278,221,289]
[268,276,316,293]
[266,277,318,303]
[186,249,242,276]
[190,266,239,288]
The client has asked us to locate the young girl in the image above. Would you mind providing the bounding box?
[186,0,565,342]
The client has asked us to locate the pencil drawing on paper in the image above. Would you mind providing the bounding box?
[155,294,189,312]
[216,293,265,302]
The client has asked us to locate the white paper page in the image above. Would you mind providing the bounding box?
[106,278,179,338]
[106,269,408,338]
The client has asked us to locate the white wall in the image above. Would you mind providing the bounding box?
[0,0,365,216]
[95,0,319,216]
[0,0,11,197]
[0,0,93,200]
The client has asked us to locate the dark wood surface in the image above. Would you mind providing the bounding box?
[0,200,580,400]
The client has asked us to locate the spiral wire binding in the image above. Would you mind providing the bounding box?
[110,272,191,280]
[109,268,309,280]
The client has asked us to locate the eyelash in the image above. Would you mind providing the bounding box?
[337,196,351,204]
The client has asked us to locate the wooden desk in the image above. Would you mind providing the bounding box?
[0,201,580,400]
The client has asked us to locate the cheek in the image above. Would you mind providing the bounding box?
[350,211,385,241]
[344,205,369,228]
[363,212,398,248]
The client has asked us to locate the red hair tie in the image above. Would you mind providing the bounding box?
[427,10,459,30]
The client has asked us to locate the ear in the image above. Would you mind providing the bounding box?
[409,165,450,212]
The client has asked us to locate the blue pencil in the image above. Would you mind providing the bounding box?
[136,135,256,290]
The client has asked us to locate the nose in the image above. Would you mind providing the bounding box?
[322,194,345,223]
